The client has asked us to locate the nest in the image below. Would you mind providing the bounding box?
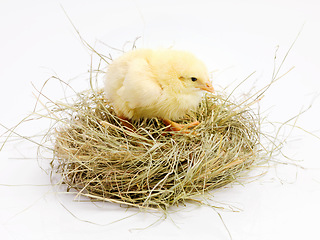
[51,89,262,210]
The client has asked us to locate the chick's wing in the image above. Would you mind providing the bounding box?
[117,58,162,110]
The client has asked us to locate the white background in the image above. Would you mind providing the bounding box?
[1,0,320,239]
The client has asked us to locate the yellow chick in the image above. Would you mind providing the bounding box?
[104,49,214,131]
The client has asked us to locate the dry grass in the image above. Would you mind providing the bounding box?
[50,87,263,210]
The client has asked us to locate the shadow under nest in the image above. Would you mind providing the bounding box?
[52,89,261,210]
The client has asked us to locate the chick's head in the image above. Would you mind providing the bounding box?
[153,50,214,95]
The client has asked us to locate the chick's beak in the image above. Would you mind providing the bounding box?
[200,81,215,93]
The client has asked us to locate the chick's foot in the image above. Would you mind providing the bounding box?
[162,119,200,133]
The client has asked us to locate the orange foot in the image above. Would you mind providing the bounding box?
[162,119,200,133]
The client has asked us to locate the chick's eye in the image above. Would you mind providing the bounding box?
[191,77,197,82]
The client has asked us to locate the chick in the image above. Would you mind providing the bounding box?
[104,49,214,131]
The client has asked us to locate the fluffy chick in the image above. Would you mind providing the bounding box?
[104,49,214,131]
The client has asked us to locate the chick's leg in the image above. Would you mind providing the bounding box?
[118,115,135,130]
[162,119,200,132]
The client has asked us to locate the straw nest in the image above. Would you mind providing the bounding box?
[51,88,262,210]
